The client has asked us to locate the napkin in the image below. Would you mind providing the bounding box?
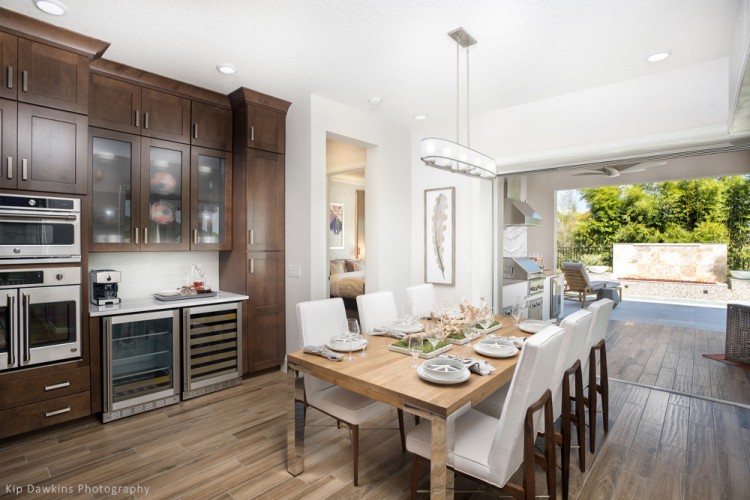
[489,335,526,349]
[439,354,496,376]
[371,328,406,339]
[303,345,343,361]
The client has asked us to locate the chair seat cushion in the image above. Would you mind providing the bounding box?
[308,385,389,424]
[589,281,606,291]
[450,409,497,483]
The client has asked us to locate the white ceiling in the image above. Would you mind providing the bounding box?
[4,0,743,132]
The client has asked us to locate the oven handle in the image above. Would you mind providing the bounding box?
[7,294,15,366]
[0,213,78,221]
[22,293,30,363]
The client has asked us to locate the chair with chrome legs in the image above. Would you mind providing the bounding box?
[296,298,406,486]
[406,325,565,499]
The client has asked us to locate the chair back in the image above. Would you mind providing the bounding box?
[357,291,398,333]
[296,298,348,395]
[486,325,564,485]
[561,261,593,290]
[582,299,614,382]
[406,283,437,318]
[552,309,593,414]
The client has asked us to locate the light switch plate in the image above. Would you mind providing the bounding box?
[288,265,301,278]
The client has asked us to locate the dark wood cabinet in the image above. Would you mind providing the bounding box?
[246,251,286,371]
[220,87,290,374]
[17,38,89,114]
[191,101,232,151]
[89,74,190,144]
[0,101,87,194]
[190,146,232,250]
[0,31,17,100]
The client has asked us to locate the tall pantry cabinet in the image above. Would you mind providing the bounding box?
[220,88,290,373]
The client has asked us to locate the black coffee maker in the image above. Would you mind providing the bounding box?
[89,269,121,305]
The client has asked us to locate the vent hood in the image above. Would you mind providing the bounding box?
[504,177,542,226]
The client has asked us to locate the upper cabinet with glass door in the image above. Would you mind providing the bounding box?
[190,147,231,250]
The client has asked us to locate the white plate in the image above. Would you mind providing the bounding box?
[156,289,181,297]
[417,365,470,385]
[473,342,518,358]
[518,320,553,334]
[326,337,367,352]
[422,358,467,380]
[390,321,424,334]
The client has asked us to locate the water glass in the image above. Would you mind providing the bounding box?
[408,335,421,368]
[343,319,359,361]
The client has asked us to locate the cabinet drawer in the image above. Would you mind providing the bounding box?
[0,392,91,440]
[0,367,90,410]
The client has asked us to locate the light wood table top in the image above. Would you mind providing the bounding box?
[286,320,533,499]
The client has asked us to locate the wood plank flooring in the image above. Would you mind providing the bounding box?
[1,320,749,499]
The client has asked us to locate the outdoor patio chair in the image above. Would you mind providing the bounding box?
[560,262,620,308]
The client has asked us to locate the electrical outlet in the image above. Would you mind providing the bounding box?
[288,265,301,278]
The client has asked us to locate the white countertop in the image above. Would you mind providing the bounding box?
[88,291,249,317]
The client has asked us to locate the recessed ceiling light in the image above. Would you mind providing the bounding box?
[216,63,237,75]
[413,114,428,120]
[647,51,671,63]
[33,0,68,16]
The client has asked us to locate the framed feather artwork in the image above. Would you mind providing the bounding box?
[329,202,344,249]
[424,187,455,285]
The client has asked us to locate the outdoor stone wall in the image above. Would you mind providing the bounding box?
[613,243,727,284]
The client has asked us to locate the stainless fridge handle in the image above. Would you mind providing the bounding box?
[7,295,15,366]
[22,293,30,362]
[103,317,112,412]
[182,309,190,392]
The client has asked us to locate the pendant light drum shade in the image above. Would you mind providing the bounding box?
[421,137,497,179]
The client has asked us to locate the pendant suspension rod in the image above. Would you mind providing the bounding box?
[466,46,470,149]
[456,39,460,145]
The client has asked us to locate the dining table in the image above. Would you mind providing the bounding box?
[285,318,534,499]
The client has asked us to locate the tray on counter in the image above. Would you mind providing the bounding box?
[154,291,218,301]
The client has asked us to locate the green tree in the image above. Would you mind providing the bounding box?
[723,175,750,268]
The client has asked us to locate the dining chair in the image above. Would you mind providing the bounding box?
[356,291,399,333]
[581,298,614,453]
[406,325,565,499]
[296,298,406,486]
[405,283,437,318]
[552,309,593,499]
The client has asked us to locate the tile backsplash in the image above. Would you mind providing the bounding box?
[503,226,528,257]
[88,252,219,299]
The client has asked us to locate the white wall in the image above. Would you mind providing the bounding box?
[284,95,411,353]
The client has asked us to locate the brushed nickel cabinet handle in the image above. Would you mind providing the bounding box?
[45,381,71,391]
[134,110,140,128]
[45,407,71,418]
[144,112,149,129]
[6,66,12,89]
[22,70,28,92]
[193,229,198,245]
[21,159,27,181]
[133,226,139,245]
[249,229,254,245]
[250,125,255,141]
[249,259,254,274]
[6,157,11,180]
[143,227,148,245]
[193,123,198,139]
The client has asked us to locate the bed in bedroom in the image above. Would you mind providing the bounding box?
[330,259,365,311]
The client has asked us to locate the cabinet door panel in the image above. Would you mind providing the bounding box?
[89,74,141,134]
[246,251,284,371]
[191,101,232,151]
[17,104,87,194]
[141,88,190,144]
[17,39,88,114]
[247,106,283,153]
[247,149,284,251]
[0,98,17,190]
[0,32,17,100]
[190,146,231,250]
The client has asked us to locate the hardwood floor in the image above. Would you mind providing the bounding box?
[1,321,749,499]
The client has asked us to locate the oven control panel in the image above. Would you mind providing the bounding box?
[0,267,81,288]
[0,270,44,287]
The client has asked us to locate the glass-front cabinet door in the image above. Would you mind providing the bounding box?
[90,128,141,251]
[190,147,231,250]
[142,139,190,251]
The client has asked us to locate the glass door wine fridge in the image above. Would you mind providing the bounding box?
[102,310,180,422]
[183,303,242,399]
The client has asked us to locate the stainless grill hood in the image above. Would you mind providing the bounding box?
[504,177,542,226]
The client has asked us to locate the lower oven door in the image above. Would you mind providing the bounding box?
[19,284,82,367]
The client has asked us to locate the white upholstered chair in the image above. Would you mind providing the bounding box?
[405,283,437,318]
[581,298,614,452]
[552,309,593,498]
[296,298,405,486]
[406,325,565,499]
[356,291,399,333]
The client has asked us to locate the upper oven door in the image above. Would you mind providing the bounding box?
[19,283,81,367]
[0,211,81,263]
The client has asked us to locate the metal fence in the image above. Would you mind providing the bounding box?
[557,246,612,267]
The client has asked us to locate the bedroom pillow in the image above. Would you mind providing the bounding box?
[346,259,365,272]
[330,259,346,275]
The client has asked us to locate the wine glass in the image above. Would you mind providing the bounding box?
[408,335,421,368]
[342,318,359,361]
[511,302,522,328]
[478,309,494,341]
[425,323,441,354]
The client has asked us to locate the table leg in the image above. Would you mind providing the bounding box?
[286,367,304,475]
[429,416,454,500]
